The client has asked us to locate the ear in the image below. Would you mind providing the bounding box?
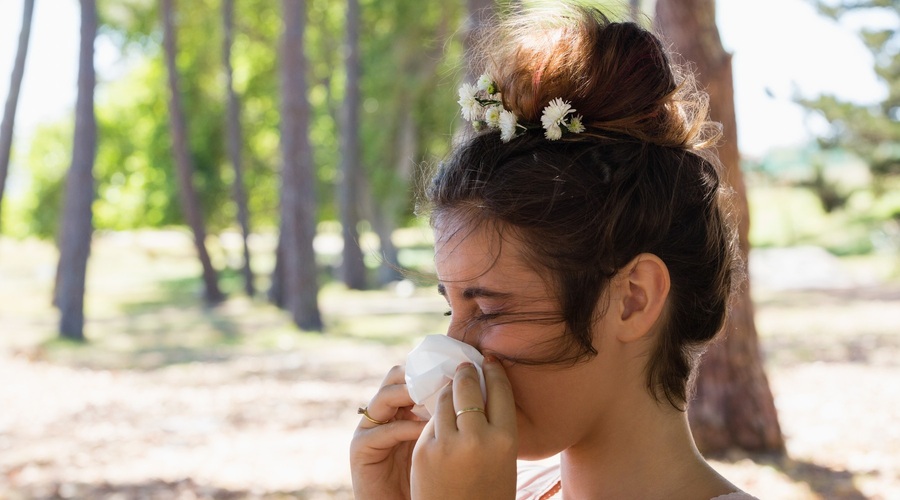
[614,253,671,343]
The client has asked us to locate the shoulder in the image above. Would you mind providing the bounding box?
[516,460,561,500]
[711,492,760,500]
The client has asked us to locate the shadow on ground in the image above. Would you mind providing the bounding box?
[717,452,870,500]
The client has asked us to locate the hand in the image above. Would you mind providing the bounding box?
[410,355,518,500]
[350,365,428,500]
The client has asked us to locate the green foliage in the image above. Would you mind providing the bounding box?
[357,0,464,221]
[21,122,73,239]
[798,1,900,178]
[12,0,472,238]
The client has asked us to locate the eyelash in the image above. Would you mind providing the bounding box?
[443,309,501,322]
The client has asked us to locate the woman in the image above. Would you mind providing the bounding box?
[350,4,757,499]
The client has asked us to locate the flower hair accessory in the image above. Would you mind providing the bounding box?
[458,74,585,142]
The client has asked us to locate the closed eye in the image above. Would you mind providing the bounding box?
[442,310,501,322]
[475,312,501,322]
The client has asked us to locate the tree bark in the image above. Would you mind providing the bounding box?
[368,100,417,287]
[337,0,367,290]
[654,0,784,454]
[0,0,35,233]
[55,0,96,341]
[223,0,255,297]
[162,0,223,305]
[269,220,286,308]
[277,0,323,331]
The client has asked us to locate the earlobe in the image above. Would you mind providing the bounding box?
[615,254,671,343]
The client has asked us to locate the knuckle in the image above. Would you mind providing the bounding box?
[373,384,392,402]
[494,431,517,452]
[458,432,482,452]
[386,364,405,380]
[455,372,480,390]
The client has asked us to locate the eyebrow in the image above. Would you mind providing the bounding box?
[437,283,513,300]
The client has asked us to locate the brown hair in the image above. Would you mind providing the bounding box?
[425,5,741,409]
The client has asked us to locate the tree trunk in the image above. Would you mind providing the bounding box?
[373,99,417,286]
[278,0,323,331]
[366,3,449,286]
[370,203,401,286]
[162,0,223,305]
[55,0,96,341]
[269,221,285,308]
[223,0,255,297]
[654,0,784,454]
[0,0,35,233]
[337,0,367,290]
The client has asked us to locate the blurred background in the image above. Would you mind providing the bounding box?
[0,0,897,498]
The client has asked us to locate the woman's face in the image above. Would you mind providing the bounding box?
[433,217,627,459]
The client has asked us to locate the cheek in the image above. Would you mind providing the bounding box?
[479,323,567,362]
[503,365,569,416]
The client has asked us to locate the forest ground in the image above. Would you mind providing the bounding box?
[1,232,898,499]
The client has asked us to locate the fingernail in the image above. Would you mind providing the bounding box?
[457,362,474,372]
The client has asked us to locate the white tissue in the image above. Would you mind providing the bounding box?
[405,335,486,419]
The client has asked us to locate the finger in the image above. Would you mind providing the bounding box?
[417,411,437,444]
[381,364,407,386]
[360,383,417,428]
[432,381,457,438]
[452,362,488,431]
[483,355,516,429]
[352,419,428,461]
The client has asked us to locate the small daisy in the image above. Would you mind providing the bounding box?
[541,98,575,138]
[544,123,563,141]
[499,109,519,142]
[458,83,481,121]
[567,114,585,134]
[484,105,503,129]
[476,74,496,94]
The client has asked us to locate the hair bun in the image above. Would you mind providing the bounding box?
[473,5,720,150]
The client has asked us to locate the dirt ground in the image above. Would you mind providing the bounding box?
[1,236,899,499]
[2,286,899,500]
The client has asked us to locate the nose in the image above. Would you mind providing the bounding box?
[445,320,480,350]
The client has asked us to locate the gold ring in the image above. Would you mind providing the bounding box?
[455,407,486,417]
[358,406,390,425]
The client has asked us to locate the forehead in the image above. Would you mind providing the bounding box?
[433,216,541,287]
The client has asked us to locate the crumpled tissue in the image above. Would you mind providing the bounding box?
[405,335,486,419]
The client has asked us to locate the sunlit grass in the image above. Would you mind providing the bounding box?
[0,229,449,370]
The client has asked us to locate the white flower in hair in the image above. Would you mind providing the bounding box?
[484,105,503,129]
[541,98,575,133]
[499,109,519,142]
[476,73,496,94]
[458,82,481,121]
[457,77,585,141]
[544,123,563,141]
[567,115,586,134]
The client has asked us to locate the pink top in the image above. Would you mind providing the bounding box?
[516,462,759,500]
